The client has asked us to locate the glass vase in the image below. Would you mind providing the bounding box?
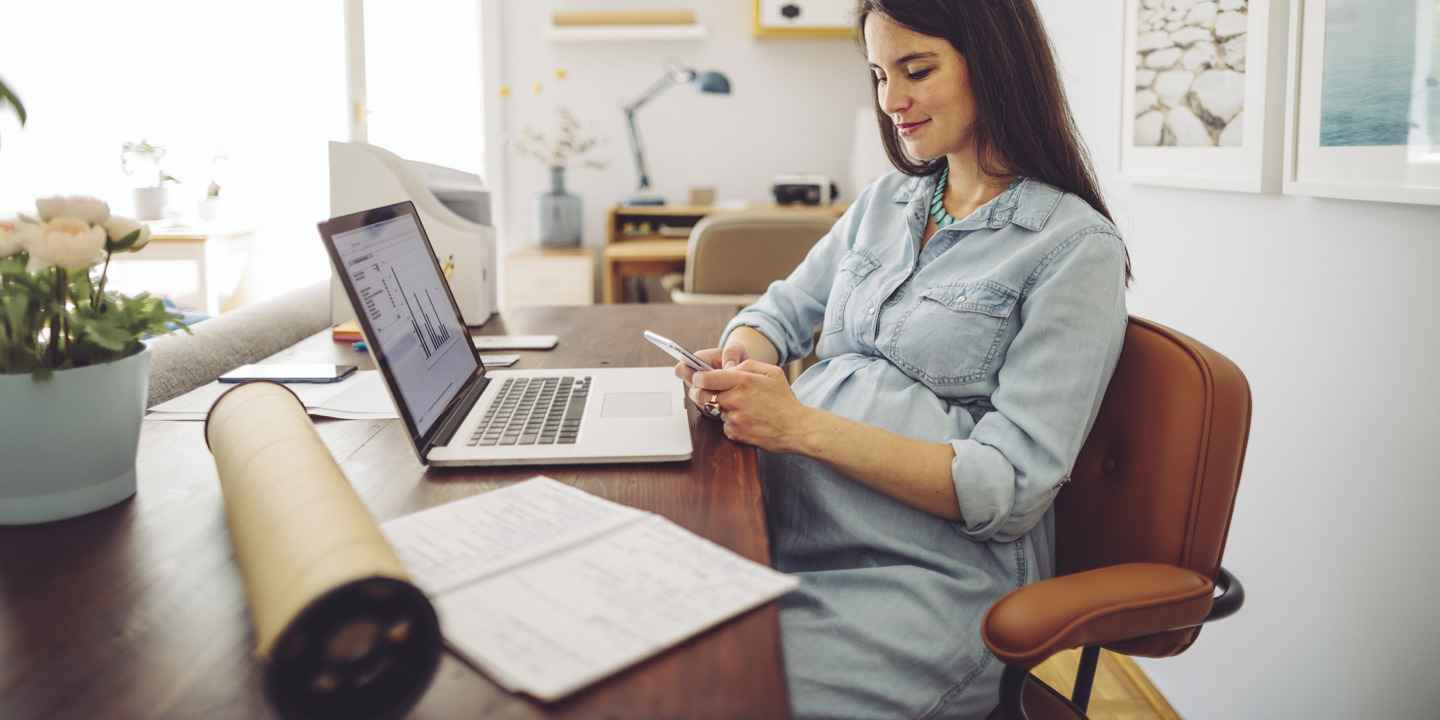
[532,167,581,248]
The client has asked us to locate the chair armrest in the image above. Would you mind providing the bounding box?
[981,563,1214,669]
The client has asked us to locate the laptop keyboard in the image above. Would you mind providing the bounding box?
[468,376,591,446]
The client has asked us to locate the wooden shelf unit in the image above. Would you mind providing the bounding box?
[602,205,712,304]
[601,204,847,304]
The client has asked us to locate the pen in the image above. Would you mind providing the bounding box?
[441,254,454,281]
[352,341,368,351]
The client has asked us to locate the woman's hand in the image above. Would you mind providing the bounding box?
[686,359,812,455]
[673,339,748,385]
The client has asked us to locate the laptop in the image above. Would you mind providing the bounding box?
[317,201,692,466]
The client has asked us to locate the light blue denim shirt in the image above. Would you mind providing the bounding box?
[723,171,1127,719]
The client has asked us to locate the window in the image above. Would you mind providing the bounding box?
[0,1,348,302]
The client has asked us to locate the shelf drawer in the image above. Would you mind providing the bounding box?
[505,251,595,307]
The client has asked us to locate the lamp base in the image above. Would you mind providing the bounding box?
[620,195,666,207]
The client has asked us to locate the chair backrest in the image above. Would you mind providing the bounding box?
[682,210,839,295]
[1057,316,1252,658]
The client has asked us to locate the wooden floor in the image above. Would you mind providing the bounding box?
[1031,649,1183,720]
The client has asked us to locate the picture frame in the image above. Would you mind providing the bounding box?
[1282,0,1440,205]
[753,0,852,38]
[1119,0,1291,193]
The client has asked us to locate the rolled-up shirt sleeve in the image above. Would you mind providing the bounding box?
[950,228,1128,542]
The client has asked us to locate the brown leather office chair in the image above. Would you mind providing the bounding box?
[669,210,839,306]
[982,316,1252,720]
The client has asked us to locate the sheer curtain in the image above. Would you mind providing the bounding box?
[0,1,349,301]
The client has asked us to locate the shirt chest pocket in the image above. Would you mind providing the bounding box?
[888,281,1019,386]
[824,249,881,335]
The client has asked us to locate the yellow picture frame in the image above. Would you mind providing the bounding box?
[753,0,853,38]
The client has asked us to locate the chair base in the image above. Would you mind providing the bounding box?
[985,673,1087,720]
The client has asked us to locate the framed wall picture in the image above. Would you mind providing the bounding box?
[753,0,852,38]
[1282,0,1440,205]
[1119,0,1291,193]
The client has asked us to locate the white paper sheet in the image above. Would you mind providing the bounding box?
[380,477,798,702]
[381,477,648,596]
[146,370,398,421]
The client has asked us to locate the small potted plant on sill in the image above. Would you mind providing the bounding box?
[122,138,180,221]
[0,195,187,525]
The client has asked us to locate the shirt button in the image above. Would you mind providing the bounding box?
[956,296,966,304]
[995,211,1009,222]
[868,307,875,315]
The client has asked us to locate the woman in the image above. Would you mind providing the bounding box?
[678,1,1129,718]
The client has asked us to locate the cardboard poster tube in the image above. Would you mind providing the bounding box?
[206,381,441,720]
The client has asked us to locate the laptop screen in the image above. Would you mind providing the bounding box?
[323,204,482,440]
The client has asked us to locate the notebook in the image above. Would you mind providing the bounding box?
[317,201,692,466]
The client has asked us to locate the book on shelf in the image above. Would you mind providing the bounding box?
[380,476,797,703]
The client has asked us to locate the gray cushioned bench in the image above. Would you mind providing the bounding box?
[146,281,332,407]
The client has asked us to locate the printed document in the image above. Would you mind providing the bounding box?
[381,476,797,702]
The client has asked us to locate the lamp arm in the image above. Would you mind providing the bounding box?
[618,64,698,197]
[620,68,690,115]
[624,108,651,192]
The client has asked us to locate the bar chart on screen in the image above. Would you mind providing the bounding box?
[334,213,477,432]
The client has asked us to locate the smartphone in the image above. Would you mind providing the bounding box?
[644,331,714,372]
[471,334,559,350]
[218,364,358,384]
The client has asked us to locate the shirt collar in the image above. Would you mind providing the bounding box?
[892,174,1063,232]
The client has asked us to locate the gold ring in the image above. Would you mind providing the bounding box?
[702,394,722,419]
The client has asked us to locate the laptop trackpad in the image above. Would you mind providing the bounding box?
[600,392,673,418]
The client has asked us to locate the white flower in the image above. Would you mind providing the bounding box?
[24,216,107,272]
[102,216,152,252]
[35,195,110,225]
[0,216,35,257]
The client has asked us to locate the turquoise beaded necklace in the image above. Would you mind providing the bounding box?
[930,167,1024,230]
[930,165,956,229]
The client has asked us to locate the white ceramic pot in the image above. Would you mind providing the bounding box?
[0,344,151,525]
[133,186,167,221]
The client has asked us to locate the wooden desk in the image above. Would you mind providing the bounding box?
[0,304,788,720]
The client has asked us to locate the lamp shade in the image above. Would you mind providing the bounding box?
[692,71,730,95]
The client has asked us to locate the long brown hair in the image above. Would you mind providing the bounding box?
[857,0,1131,281]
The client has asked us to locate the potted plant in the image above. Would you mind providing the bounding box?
[122,138,180,221]
[0,195,186,524]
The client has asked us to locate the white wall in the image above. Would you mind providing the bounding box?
[490,1,873,254]
[1035,1,1440,717]
[490,3,1440,715]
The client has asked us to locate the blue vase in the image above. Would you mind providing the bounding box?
[533,167,581,247]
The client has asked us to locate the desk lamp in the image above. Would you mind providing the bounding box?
[619,60,731,206]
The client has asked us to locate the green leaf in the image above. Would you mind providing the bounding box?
[109,229,141,252]
[0,75,25,125]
